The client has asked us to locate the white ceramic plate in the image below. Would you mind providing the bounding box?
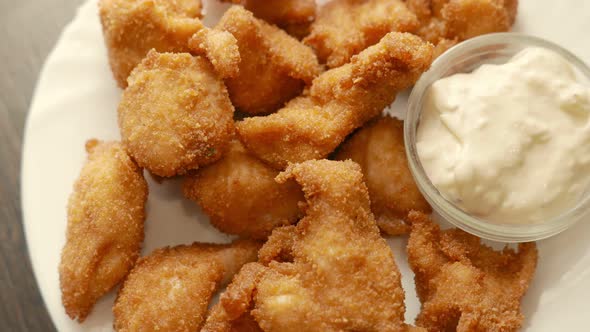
[21,0,590,331]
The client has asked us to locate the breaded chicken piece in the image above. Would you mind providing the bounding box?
[59,140,148,322]
[221,0,317,38]
[189,27,241,78]
[202,160,419,332]
[405,0,517,56]
[236,32,433,170]
[118,50,234,177]
[335,116,431,235]
[99,0,204,87]
[113,239,260,332]
[183,140,304,239]
[189,6,322,115]
[304,0,419,68]
[202,263,266,332]
[407,212,538,332]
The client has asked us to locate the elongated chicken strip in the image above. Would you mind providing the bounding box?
[99,0,204,87]
[202,160,421,332]
[113,239,260,332]
[304,0,419,68]
[236,32,433,170]
[59,139,148,322]
[407,211,537,332]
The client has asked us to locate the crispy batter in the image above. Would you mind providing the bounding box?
[99,0,204,87]
[188,27,241,79]
[304,0,419,68]
[183,140,304,239]
[203,263,266,332]
[405,0,517,56]
[407,212,538,332]
[222,0,317,38]
[203,160,419,332]
[113,239,260,332]
[190,6,322,115]
[236,32,433,170]
[335,116,431,235]
[118,50,234,177]
[59,140,148,322]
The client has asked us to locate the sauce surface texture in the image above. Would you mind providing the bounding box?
[418,47,590,224]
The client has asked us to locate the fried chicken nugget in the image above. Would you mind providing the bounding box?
[221,0,317,38]
[304,0,419,68]
[59,139,148,322]
[202,263,266,332]
[189,27,241,79]
[113,239,260,332]
[236,32,433,170]
[202,160,420,332]
[183,140,304,239]
[405,0,517,55]
[99,0,204,87]
[335,116,431,235]
[118,50,234,177]
[407,212,538,332]
[189,6,322,115]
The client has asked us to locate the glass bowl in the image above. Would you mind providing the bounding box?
[404,33,590,242]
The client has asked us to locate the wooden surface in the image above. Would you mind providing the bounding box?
[0,0,84,330]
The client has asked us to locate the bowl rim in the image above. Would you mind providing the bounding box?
[404,32,590,242]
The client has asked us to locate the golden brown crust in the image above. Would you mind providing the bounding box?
[117,50,234,177]
[204,306,263,332]
[188,27,241,79]
[407,212,538,332]
[222,0,317,39]
[335,116,431,235]
[442,0,515,40]
[202,263,266,332]
[99,0,204,87]
[304,0,419,68]
[236,32,433,170]
[405,0,517,56]
[208,6,322,115]
[259,22,322,84]
[113,240,260,332]
[183,140,304,239]
[59,140,148,322]
[203,160,414,331]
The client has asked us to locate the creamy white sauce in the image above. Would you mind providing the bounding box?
[417,47,590,224]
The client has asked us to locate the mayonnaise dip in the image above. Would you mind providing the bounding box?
[417,47,590,224]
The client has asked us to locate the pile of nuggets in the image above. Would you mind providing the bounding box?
[59,0,538,331]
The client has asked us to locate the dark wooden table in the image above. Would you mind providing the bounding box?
[0,0,84,330]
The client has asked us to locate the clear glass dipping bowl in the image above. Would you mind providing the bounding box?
[405,33,590,242]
